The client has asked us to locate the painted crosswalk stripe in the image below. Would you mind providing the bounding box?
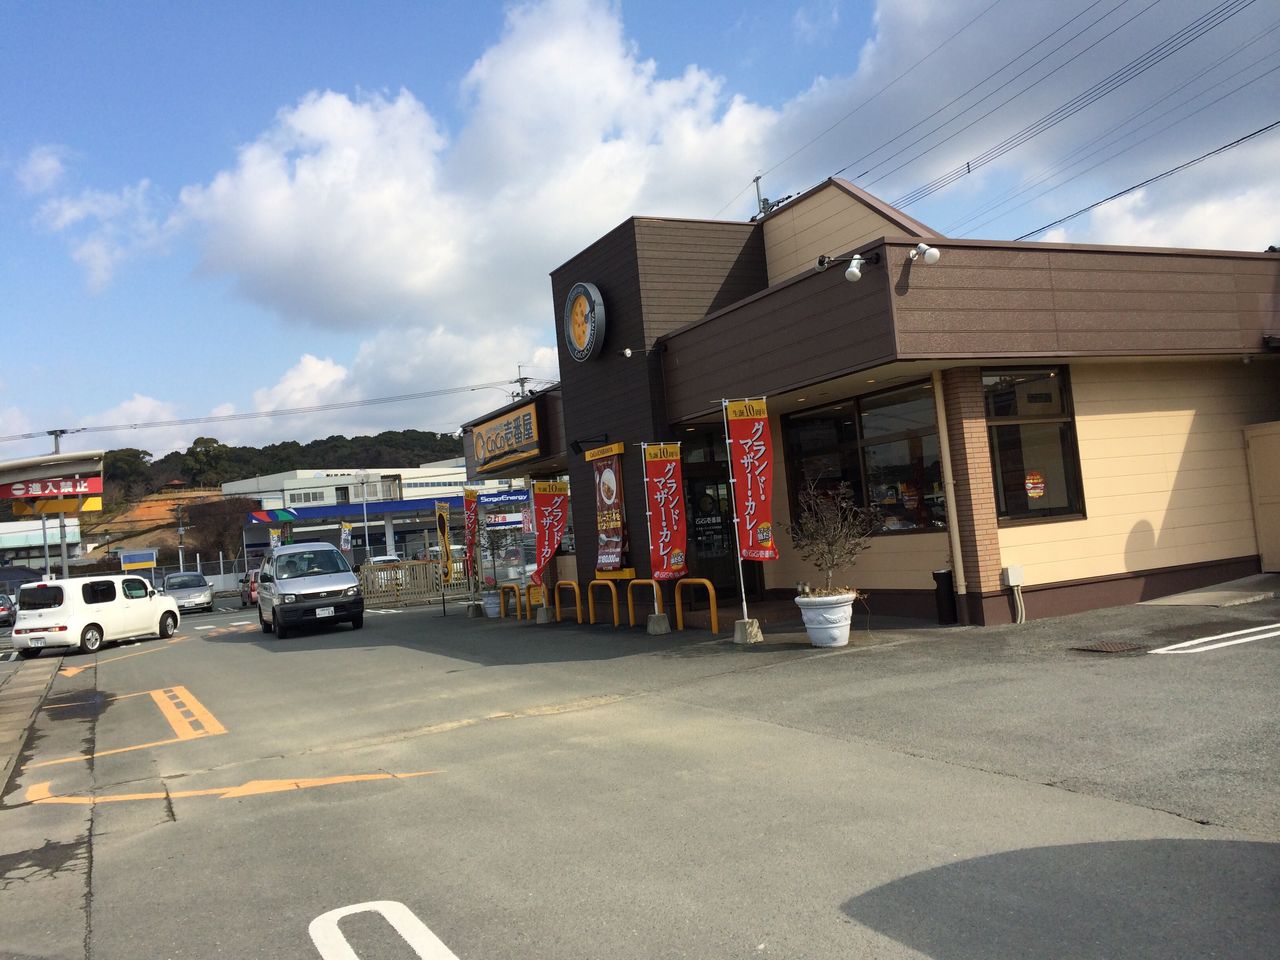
[229,621,252,626]
[1150,622,1280,654]
[195,624,217,631]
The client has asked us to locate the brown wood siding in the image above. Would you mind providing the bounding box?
[894,245,1280,358]
[662,266,896,422]
[634,219,766,343]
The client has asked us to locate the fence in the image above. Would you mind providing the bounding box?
[358,558,473,607]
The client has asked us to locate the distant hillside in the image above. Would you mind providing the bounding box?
[101,429,463,502]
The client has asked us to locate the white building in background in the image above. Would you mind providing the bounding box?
[0,518,82,569]
[220,458,517,511]
[221,458,523,562]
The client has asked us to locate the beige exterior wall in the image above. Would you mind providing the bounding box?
[762,185,901,286]
[762,414,949,592]
[1000,360,1280,584]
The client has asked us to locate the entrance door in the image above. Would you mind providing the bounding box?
[1245,421,1280,572]
[684,472,764,600]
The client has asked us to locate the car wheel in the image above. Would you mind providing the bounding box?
[18,648,41,659]
[274,615,289,640]
[159,612,177,639]
[80,624,104,654]
[258,607,271,634]
[350,614,364,630]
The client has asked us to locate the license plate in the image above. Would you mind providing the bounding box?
[316,606,335,618]
[29,638,45,647]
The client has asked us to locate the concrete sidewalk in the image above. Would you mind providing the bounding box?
[0,656,59,792]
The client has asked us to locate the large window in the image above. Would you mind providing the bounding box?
[983,367,1084,521]
[783,381,945,532]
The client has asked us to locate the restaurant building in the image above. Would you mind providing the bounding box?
[464,178,1280,625]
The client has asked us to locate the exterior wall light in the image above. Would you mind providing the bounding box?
[814,250,882,283]
[909,243,942,265]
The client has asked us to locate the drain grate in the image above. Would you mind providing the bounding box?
[1070,640,1150,654]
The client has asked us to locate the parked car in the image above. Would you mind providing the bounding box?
[0,593,14,629]
[11,575,180,658]
[239,569,259,608]
[258,542,363,639]
[160,571,214,613]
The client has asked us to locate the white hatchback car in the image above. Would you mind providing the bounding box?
[11,575,181,658]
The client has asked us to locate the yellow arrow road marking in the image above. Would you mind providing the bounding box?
[24,771,441,805]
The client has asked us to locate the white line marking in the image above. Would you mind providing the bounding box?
[309,901,460,959]
[229,621,252,626]
[1150,622,1280,654]
[195,625,217,631]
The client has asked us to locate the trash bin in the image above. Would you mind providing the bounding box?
[932,569,958,625]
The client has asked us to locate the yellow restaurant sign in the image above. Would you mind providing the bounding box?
[12,496,103,516]
[583,441,625,462]
[471,402,541,473]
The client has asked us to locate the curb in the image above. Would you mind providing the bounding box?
[0,657,60,794]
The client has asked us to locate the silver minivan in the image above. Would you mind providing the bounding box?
[257,542,363,639]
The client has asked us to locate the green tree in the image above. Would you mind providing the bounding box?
[181,437,231,487]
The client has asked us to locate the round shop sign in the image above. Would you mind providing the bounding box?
[563,282,606,362]
[1025,470,1046,499]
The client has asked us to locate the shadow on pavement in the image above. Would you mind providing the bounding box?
[842,838,1280,960]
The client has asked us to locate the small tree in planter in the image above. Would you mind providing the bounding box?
[785,481,880,646]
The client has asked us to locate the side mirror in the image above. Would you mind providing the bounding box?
[148,589,156,598]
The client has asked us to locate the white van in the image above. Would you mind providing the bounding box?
[11,575,181,658]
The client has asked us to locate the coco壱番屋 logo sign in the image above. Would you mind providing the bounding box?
[563,282,606,362]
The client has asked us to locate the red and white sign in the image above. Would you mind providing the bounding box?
[1025,470,1046,499]
[1,476,103,499]
[531,481,570,586]
[642,443,688,581]
[463,489,478,578]
[725,398,778,561]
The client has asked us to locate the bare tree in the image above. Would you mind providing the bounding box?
[785,482,880,593]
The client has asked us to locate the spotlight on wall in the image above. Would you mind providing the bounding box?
[909,242,942,265]
[814,250,882,282]
[569,433,609,455]
[619,347,634,358]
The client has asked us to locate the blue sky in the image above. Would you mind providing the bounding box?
[3,0,1277,462]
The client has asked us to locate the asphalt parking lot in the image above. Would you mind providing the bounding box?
[0,587,1276,959]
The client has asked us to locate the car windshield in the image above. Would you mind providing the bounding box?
[19,585,64,609]
[277,550,350,580]
[166,574,207,589]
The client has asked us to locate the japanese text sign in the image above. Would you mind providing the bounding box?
[593,452,627,570]
[532,481,570,586]
[436,503,453,584]
[1,476,103,499]
[470,402,541,473]
[725,398,778,561]
[642,444,688,581]
[463,489,478,576]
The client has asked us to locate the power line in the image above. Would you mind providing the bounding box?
[949,38,1280,235]
[0,379,539,444]
[710,0,1006,218]
[890,0,1259,208]
[835,0,1126,182]
[1014,117,1280,239]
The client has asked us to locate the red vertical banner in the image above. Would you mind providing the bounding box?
[642,443,688,580]
[463,488,478,579]
[586,442,627,570]
[725,398,778,561]
[532,481,570,586]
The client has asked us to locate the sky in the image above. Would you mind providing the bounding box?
[3,0,1277,463]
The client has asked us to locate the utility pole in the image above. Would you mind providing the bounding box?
[50,429,69,578]
[176,504,186,571]
[515,363,531,399]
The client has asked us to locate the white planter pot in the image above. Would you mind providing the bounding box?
[481,592,502,618]
[794,593,856,647]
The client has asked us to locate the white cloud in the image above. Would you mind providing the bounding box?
[17,144,67,193]
[36,180,168,290]
[792,2,841,44]
[19,0,1280,457]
